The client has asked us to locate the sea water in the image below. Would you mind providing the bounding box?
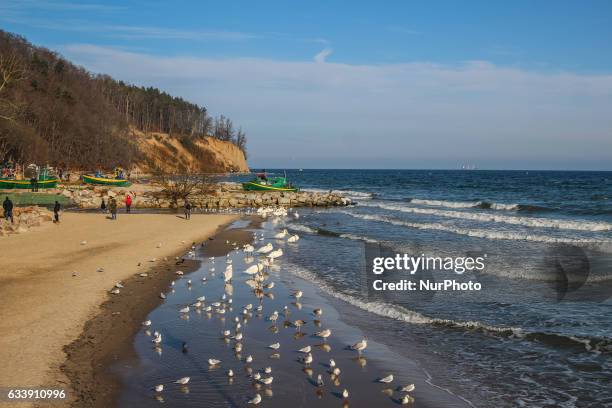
[224,169,612,408]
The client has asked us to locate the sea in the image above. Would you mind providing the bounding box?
[119,169,612,408]
[223,169,612,408]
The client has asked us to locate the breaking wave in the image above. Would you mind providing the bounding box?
[338,211,611,244]
[360,201,612,232]
[286,263,612,354]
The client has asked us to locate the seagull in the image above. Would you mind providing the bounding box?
[142,320,151,327]
[152,333,162,344]
[227,369,234,377]
[257,243,273,254]
[243,244,255,254]
[208,358,221,366]
[197,295,206,302]
[303,353,313,365]
[264,282,275,289]
[274,229,288,239]
[293,319,307,330]
[401,394,415,405]
[342,389,349,399]
[378,374,394,383]
[245,264,263,275]
[267,249,283,261]
[292,290,303,300]
[332,367,341,376]
[259,376,273,385]
[264,366,272,374]
[329,359,336,368]
[175,377,190,385]
[313,308,323,317]
[159,293,166,299]
[154,384,164,392]
[224,267,233,283]
[398,384,415,393]
[298,345,312,353]
[247,393,262,405]
[179,306,189,314]
[246,355,253,363]
[351,338,368,353]
[315,329,331,340]
[268,342,280,350]
[316,374,324,387]
[287,234,300,243]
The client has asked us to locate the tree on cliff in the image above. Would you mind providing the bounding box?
[0,29,248,170]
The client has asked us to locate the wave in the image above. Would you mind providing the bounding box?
[338,211,612,244]
[304,188,374,200]
[409,198,552,213]
[360,202,612,232]
[287,223,317,234]
[286,263,612,354]
[289,223,379,243]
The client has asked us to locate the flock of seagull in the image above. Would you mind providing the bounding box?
[138,206,416,406]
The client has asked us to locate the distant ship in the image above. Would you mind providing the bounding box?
[460,163,478,170]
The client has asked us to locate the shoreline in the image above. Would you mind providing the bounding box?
[62,218,258,408]
[0,213,238,407]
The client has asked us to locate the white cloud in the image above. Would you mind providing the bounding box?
[61,44,612,169]
[314,48,333,63]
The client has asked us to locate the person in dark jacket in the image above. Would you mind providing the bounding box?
[3,196,14,223]
[184,199,192,220]
[53,200,61,223]
[100,198,106,213]
[109,197,117,220]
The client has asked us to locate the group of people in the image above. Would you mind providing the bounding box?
[100,194,133,220]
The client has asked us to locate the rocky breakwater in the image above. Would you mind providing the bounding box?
[0,206,54,236]
[61,183,352,209]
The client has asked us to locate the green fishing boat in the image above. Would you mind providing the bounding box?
[82,174,131,187]
[0,165,59,190]
[242,173,298,192]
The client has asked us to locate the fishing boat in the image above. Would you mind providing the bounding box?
[242,172,299,192]
[0,165,59,190]
[82,174,131,187]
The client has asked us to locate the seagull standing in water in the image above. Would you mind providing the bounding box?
[351,338,368,354]
[378,374,394,383]
[247,393,262,405]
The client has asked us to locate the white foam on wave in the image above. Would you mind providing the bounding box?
[303,188,374,200]
[339,211,612,244]
[339,233,379,244]
[288,223,317,234]
[359,201,612,232]
[411,198,521,211]
[286,263,523,336]
[411,198,481,208]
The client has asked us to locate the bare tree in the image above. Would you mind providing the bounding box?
[0,52,25,122]
[155,172,202,205]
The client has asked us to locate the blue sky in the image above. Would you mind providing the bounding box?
[2,0,612,169]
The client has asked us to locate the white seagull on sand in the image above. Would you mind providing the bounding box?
[378,374,394,383]
[175,376,190,385]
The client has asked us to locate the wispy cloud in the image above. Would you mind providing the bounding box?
[59,44,612,168]
[314,48,333,63]
[0,15,258,41]
[1,0,124,12]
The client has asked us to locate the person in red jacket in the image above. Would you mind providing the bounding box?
[125,194,132,213]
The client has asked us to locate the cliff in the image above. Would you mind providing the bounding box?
[132,129,249,173]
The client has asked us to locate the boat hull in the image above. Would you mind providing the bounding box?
[242,181,298,192]
[82,175,131,186]
[0,178,59,189]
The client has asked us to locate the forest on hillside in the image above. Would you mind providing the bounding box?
[0,30,247,169]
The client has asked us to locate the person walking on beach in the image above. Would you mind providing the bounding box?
[30,176,38,192]
[184,199,192,220]
[53,200,61,223]
[125,194,132,213]
[3,196,14,224]
[100,198,106,213]
[109,197,117,220]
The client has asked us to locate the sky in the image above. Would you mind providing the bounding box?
[1,0,612,170]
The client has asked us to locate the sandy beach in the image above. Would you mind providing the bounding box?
[0,212,237,407]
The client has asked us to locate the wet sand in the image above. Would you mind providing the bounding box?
[0,212,237,407]
[112,217,470,407]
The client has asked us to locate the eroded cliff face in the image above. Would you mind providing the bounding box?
[132,129,249,173]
